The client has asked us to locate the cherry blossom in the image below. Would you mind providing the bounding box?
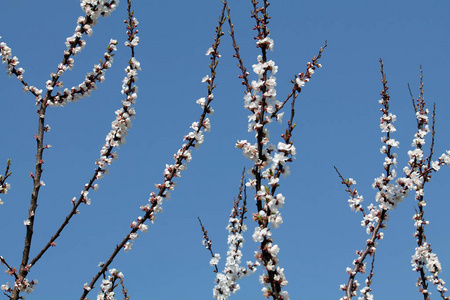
[337,61,450,299]
[0,160,11,206]
[203,170,260,300]
[48,39,118,107]
[230,2,325,298]
[79,4,228,298]
[96,268,125,300]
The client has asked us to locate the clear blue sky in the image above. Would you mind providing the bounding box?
[1,1,450,299]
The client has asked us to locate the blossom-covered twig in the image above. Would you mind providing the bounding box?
[232,1,325,299]
[2,253,38,298]
[79,2,227,299]
[44,0,119,107]
[0,37,44,100]
[334,168,366,215]
[361,252,376,300]
[270,42,325,119]
[234,3,287,299]
[0,159,11,206]
[334,166,376,299]
[47,39,118,107]
[337,60,408,300]
[0,255,19,296]
[407,69,449,300]
[95,268,126,300]
[198,217,220,274]
[334,167,377,299]
[41,0,119,105]
[205,168,259,300]
[119,273,130,300]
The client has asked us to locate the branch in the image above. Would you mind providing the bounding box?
[271,41,326,119]
[48,39,118,106]
[198,216,220,274]
[9,3,120,300]
[212,167,259,300]
[79,1,227,298]
[341,60,405,300]
[334,166,366,216]
[226,4,251,93]
[408,69,449,300]
[0,37,42,100]
[29,0,138,281]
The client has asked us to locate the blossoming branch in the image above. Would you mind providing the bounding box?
[336,60,450,300]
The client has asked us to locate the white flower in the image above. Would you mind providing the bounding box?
[276,112,284,123]
[202,75,210,83]
[139,223,148,233]
[130,36,140,46]
[123,242,133,252]
[432,160,440,171]
[210,253,221,266]
[296,78,305,87]
[131,57,141,70]
[256,36,274,51]
[196,97,206,108]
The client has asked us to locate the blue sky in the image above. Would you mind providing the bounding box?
[1,0,450,299]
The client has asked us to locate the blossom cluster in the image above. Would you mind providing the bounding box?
[124,217,148,252]
[80,0,118,20]
[0,37,24,80]
[342,178,364,212]
[0,36,45,100]
[292,61,321,94]
[212,187,259,300]
[0,181,10,206]
[260,266,289,300]
[48,39,118,106]
[412,242,442,274]
[358,283,374,300]
[411,236,448,297]
[242,53,282,139]
[0,160,11,206]
[339,280,360,299]
[96,268,124,300]
[1,278,38,296]
[214,260,258,300]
